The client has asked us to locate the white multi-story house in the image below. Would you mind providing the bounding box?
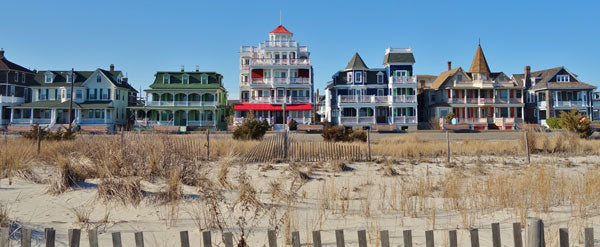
[233,25,314,127]
[9,65,137,131]
[324,48,418,130]
[0,49,35,128]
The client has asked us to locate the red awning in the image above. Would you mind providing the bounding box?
[234,103,311,111]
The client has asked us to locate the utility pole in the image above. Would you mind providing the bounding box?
[68,68,75,130]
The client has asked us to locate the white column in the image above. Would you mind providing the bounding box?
[185,93,189,106]
[464,89,467,103]
[555,91,559,107]
[30,109,34,124]
[76,109,81,124]
[287,68,291,84]
[372,107,375,124]
[478,89,481,104]
[213,110,216,126]
[270,69,274,84]
[493,89,496,103]
[450,89,453,103]
[104,109,108,123]
[10,108,14,123]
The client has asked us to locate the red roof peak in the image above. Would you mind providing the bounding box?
[270,25,292,34]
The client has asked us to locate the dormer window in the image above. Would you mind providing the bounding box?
[182,74,189,84]
[201,75,208,84]
[163,74,170,84]
[117,76,122,84]
[557,75,570,82]
[45,73,53,83]
[347,72,353,83]
[457,75,463,81]
[377,72,384,84]
[96,74,102,83]
[66,72,72,83]
[355,72,362,83]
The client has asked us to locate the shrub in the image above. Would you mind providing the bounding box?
[559,107,592,138]
[232,117,269,140]
[288,119,298,131]
[22,124,75,141]
[322,126,366,142]
[445,112,455,124]
[546,117,561,129]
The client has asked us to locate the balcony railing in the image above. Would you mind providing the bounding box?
[554,100,586,108]
[392,116,417,124]
[249,96,311,104]
[259,41,299,48]
[80,118,106,124]
[449,98,523,104]
[250,58,311,66]
[251,77,310,85]
[0,95,24,104]
[338,95,417,104]
[146,101,217,107]
[391,76,417,84]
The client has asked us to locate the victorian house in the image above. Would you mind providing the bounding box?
[9,65,137,131]
[233,25,314,128]
[129,67,229,130]
[324,48,418,130]
[0,49,36,128]
[424,44,525,130]
[512,66,596,125]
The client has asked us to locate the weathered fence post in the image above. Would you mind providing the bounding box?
[0,227,8,247]
[45,228,56,247]
[526,218,544,247]
[135,232,144,247]
[202,231,211,247]
[335,229,345,247]
[367,129,371,161]
[224,232,233,247]
[559,228,569,247]
[425,230,434,247]
[357,230,367,247]
[524,132,531,164]
[513,222,523,247]
[470,228,479,247]
[88,229,99,247]
[585,228,594,247]
[179,231,189,247]
[312,231,322,247]
[68,229,81,247]
[449,230,457,247]
[403,230,412,247]
[112,232,122,247]
[492,222,501,247]
[21,228,32,247]
[268,230,277,247]
[446,131,450,163]
[380,230,390,247]
[284,131,288,160]
[291,231,300,247]
[37,125,41,154]
[206,128,210,160]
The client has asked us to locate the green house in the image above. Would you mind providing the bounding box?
[129,70,228,130]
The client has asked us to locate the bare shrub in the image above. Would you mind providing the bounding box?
[70,203,94,226]
[381,160,398,176]
[330,160,351,172]
[0,203,10,227]
[46,155,85,195]
[97,177,143,206]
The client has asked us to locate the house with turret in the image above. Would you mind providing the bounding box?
[0,49,36,128]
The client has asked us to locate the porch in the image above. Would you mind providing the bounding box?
[134,109,217,127]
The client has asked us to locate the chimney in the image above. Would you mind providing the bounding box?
[181,65,185,72]
[110,64,115,72]
[524,65,531,88]
[195,65,199,72]
[0,48,4,59]
[33,69,37,73]
[447,61,452,71]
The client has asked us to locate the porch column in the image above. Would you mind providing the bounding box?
[464,89,467,104]
[355,107,359,124]
[372,107,375,124]
[493,89,496,103]
[171,110,175,126]
[555,91,559,107]
[51,109,57,124]
[390,106,394,124]
[270,69,274,84]
[29,109,34,124]
[287,68,291,84]
[478,107,482,119]
[76,109,81,124]
[185,93,189,106]
[478,89,481,104]
[213,110,216,126]
[104,109,108,123]
[10,108,14,123]
[449,89,453,102]
[508,107,512,118]
[521,106,525,120]
[184,110,189,126]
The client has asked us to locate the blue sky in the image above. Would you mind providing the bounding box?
[1,0,599,99]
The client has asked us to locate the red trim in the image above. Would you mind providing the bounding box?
[234,103,312,111]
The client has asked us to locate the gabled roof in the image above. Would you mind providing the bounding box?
[270,25,292,34]
[513,66,596,91]
[0,51,33,72]
[344,53,369,71]
[468,45,491,74]
[431,67,462,90]
[32,69,137,92]
[149,71,226,90]
[383,52,415,64]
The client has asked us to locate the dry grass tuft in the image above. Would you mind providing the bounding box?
[330,160,352,172]
[70,203,94,225]
[97,177,143,206]
[381,160,399,176]
[0,203,9,227]
[46,155,85,195]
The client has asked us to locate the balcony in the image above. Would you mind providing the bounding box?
[249,96,311,104]
[240,46,255,53]
[0,95,25,104]
[449,98,523,104]
[391,76,417,84]
[250,58,311,66]
[554,100,587,108]
[259,41,299,48]
[392,116,417,124]
[79,118,106,124]
[251,77,310,85]
[146,101,217,107]
[338,95,417,104]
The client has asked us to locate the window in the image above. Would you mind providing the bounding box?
[473,74,478,80]
[377,89,384,96]
[60,89,65,99]
[107,89,111,100]
[66,73,72,83]
[22,73,25,83]
[45,73,53,83]
[116,90,120,100]
[75,90,82,99]
[377,73,383,84]
[10,85,15,96]
[14,73,18,82]
[89,89,97,100]
[347,72,353,83]
[395,70,407,77]
[66,89,71,99]
[163,74,170,84]
[96,74,102,83]
[537,92,546,101]
[201,75,208,84]
[355,72,362,83]
[457,75,463,81]
[117,76,122,84]
[182,74,189,84]
[557,75,570,82]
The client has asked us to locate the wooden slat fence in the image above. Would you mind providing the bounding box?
[2,219,594,247]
